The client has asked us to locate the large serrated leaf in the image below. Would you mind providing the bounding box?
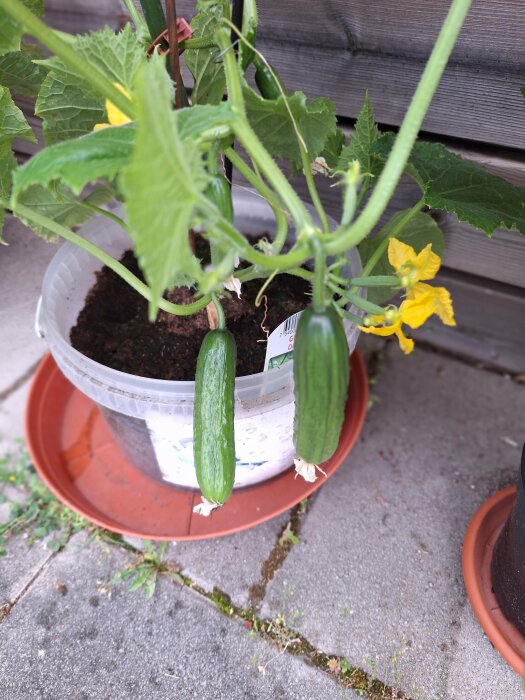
[0,86,35,146]
[0,47,47,97]
[243,85,336,169]
[13,125,135,197]
[184,1,228,105]
[35,25,145,145]
[337,93,382,193]
[15,183,113,240]
[374,135,525,237]
[320,128,346,170]
[121,56,208,319]
[358,210,445,304]
[0,0,43,57]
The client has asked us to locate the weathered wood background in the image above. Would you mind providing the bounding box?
[15,0,525,371]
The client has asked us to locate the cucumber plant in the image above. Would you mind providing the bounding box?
[1,0,525,511]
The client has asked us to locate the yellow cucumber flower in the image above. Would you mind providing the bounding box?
[93,83,132,131]
[359,238,456,353]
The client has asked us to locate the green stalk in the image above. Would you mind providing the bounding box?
[211,293,226,329]
[326,0,472,255]
[0,0,135,120]
[138,0,166,41]
[224,146,289,251]
[215,26,313,233]
[11,203,210,316]
[197,195,308,270]
[310,238,327,312]
[80,203,129,231]
[121,0,150,41]
[300,144,329,234]
[357,198,424,283]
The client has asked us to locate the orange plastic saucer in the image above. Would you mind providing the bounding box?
[463,487,525,675]
[25,352,368,541]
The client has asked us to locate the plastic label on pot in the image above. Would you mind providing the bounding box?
[263,311,303,371]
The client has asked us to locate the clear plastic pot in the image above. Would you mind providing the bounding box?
[37,187,362,489]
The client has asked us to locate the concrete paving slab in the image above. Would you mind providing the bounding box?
[446,604,524,700]
[0,217,57,394]
[0,377,31,451]
[261,348,525,700]
[0,532,357,700]
[170,512,290,608]
[0,536,54,612]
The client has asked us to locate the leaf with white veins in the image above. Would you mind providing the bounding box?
[121,55,208,319]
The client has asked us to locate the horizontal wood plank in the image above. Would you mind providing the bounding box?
[413,270,525,374]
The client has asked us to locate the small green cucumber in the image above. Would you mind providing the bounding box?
[193,329,236,505]
[293,305,350,464]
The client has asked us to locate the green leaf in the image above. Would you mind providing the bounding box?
[337,92,382,193]
[0,142,16,200]
[121,55,207,319]
[0,86,35,146]
[320,128,346,170]
[358,210,445,304]
[374,135,525,237]
[13,125,135,197]
[0,47,47,97]
[243,85,337,169]
[0,0,43,56]
[15,183,113,240]
[36,25,145,144]
[177,102,235,141]
[184,1,228,105]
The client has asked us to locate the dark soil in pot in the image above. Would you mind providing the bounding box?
[70,244,310,380]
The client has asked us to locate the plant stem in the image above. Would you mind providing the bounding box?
[359,198,425,279]
[224,146,289,250]
[197,195,308,270]
[310,238,327,312]
[138,0,167,41]
[211,293,226,328]
[326,0,472,256]
[121,0,150,41]
[216,26,313,233]
[165,0,183,109]
[0,0,135,120]
[12,203,210,316]
[80,203,129,231]
[300,145,329,234]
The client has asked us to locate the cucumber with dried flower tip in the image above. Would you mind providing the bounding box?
[193,328,236,505]
[293,305,350,464]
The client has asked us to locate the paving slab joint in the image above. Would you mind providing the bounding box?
[248,495,316,613]
[0,358,41,403]
[0,549,57,624]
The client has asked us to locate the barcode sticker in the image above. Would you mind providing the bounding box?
[263,310,304,372]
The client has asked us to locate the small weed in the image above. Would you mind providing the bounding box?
[0,443,92,555]
[278,522,300,546]
[111,540,183,598]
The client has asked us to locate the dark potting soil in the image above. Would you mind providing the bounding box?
[70,247,310,380]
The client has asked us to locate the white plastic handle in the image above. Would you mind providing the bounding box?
[34,296,45,339]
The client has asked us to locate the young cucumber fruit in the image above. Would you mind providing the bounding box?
[293,305,350,465]
[193,329,237,505]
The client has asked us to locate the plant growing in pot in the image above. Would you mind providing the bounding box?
[1,0,525,523]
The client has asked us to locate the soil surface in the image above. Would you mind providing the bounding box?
[70,247,310,380]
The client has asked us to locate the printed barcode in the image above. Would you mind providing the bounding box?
[284,312,301,334]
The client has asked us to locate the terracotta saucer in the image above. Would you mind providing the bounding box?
[462,486,525,675]
[25,351,368,541]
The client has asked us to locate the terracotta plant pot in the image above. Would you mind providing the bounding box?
[462,444,525,675]
[25,351,368,540]
[491,445,525,636]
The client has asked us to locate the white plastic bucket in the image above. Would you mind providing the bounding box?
[37,187,362,489]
